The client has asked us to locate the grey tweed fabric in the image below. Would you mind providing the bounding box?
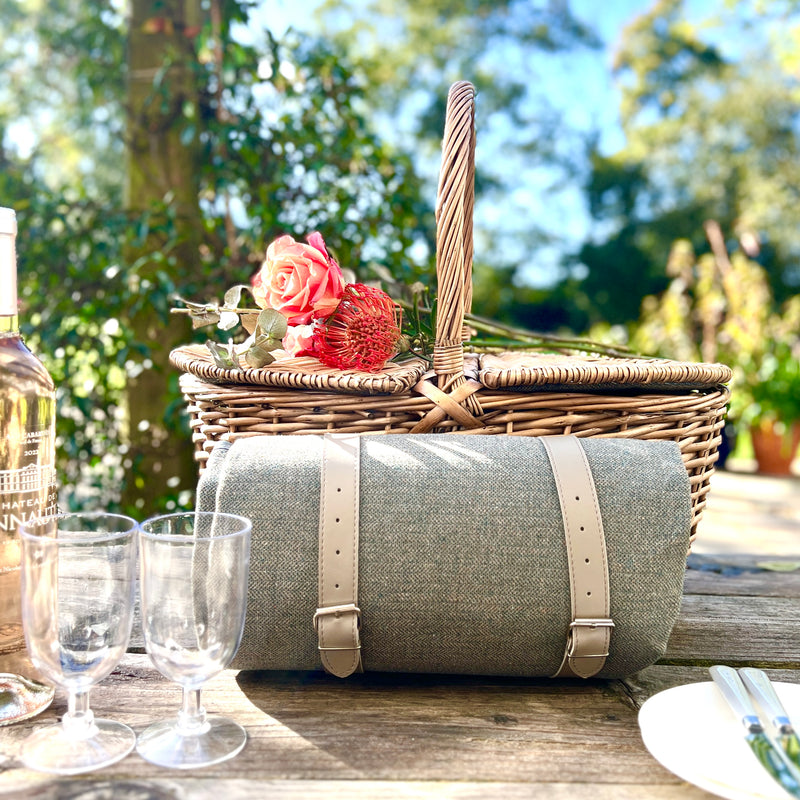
[197,435,691,678]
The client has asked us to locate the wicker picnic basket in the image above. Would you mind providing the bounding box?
[170,81,732,544]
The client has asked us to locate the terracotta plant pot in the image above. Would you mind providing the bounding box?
[750,419,800,476]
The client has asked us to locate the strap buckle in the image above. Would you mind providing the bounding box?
[313,603,362,633]
[567,618,615,660]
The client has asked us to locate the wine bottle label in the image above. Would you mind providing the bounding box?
[0,427,56,533]
[0,423,54,653]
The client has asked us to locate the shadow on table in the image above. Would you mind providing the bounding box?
[233,669,632,780]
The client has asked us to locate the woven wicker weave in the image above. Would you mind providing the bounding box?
[171,81,731,544]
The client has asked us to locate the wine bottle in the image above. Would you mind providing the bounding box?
[0,206,57,723]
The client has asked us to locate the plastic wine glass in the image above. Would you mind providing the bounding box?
[18,512,138,774]
[136,511,251,769]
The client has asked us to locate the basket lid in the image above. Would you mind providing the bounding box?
[478,352,732,392]
[170,344,428,396]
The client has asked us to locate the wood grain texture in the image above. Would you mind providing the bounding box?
[623,664,800,708]
[1,660,671,785]
[2,778,715,800]
[684,568,800,598]
[668,563,800,668]
[684,557,800,598]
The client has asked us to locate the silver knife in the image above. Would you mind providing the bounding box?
[709,665,800,799]
[740,667,800,771]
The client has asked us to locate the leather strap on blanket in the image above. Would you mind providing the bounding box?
[313,433,614,679]
[314,433,363,678]
[542,435,614,678]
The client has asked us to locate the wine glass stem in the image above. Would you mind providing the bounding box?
[62,689,97,739]
[177,687,209,735]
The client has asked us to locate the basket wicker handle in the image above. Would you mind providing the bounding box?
[433,80,476,389]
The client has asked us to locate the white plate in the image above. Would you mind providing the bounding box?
[639,680,800,800]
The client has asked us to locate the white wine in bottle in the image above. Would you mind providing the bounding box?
[0,206,56,724]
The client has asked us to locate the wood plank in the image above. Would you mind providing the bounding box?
[664,594,800,667]
[684,568,800,598]
[3,776,713,800]
[0,656,699,791]
[684,556,800,598]
[3,778,717,800]
[623,664,800,709]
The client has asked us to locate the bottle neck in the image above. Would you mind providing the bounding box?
[1,214,22,339]
[1,232,19,319]
[0,314,20,336]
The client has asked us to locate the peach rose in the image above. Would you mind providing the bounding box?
[282,324,318,358]
[251,232,345,325]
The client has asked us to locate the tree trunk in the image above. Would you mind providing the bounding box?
[122,0,203,514]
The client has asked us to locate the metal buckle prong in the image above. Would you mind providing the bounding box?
[313,603,361,633]
[570,618,615,630]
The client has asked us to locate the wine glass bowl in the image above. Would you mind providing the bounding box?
[136,511,252,769]
[18,512,138,774]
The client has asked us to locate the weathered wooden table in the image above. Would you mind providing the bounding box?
[2,554,798,799]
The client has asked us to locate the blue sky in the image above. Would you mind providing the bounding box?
[265,0,713,156]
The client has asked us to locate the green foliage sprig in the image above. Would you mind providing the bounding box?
[173,280,635,367]
[173,285,288,369]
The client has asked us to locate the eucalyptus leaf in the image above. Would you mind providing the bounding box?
[244,331,285,368]
[206,340,240,370]
[223,284,252,308]
[257,309,288,340]
[239,311,260,335]
[218,310,241,331]
[191,310,221,329]
[245,344,276,368]
[255,332,282,350]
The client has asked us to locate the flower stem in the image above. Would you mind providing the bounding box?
[464,313,635,358]
[393,296,637,359]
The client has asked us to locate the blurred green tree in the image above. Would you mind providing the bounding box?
[0,0,436,512]
[631,220,800,472]
[564,0,800,331]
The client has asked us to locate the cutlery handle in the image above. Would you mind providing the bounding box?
[740,668,794,733]
[710,665,762,732]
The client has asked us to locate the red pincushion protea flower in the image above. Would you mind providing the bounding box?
[313,283,402,372]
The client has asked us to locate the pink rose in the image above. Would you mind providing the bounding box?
[282,324,318,358]
[251,232,345,325]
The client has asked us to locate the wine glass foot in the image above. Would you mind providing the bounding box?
[0,674,55,726]
[136,715,247,769]
[19,718,136,774]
